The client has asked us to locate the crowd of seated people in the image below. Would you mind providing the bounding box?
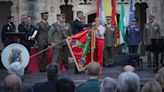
[0,62,164,92]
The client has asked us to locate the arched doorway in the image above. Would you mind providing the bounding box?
[60,5,73,23]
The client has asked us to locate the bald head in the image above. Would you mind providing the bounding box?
[3,74,22,92]
[124,65,135,72]
[87,62,101,76]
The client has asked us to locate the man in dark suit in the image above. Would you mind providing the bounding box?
[18,15,37,52]
[34,64,59,92]
[1,16,16,47]
[72,11,92,35]
[36,12,50,72]
[76,62,101,92]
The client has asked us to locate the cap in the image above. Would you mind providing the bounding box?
[7,16,14,20]
[40,11,48,16]
[57,14,65,18]
[106,16,112,20]
[148,15,155,18]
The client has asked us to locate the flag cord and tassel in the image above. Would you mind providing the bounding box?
[30,39,66,58]
[91,26,96,62]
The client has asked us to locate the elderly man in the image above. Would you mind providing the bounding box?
[3,74,22,92]
[100,77,119,92]
[34,63,59,92]
[118,71,140,92]
[18,15,35,52]
[76,62,101,92]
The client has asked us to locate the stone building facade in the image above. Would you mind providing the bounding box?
[0,0,164,48]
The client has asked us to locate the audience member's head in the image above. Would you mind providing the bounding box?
[100,77,119,92]
[124,65,135,72]
[3,74,22,92]
[56,78,75,92]
[155,67,164,90]
[7,62,25,78]
[118,71,140,92]
[86,62,101,77]
[46,63,59,81]
[141,80,162,92]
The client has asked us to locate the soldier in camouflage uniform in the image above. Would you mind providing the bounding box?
[61,14,72,69]
[48,14,69,68]
[143,15,161,67]
[104,16,116,67]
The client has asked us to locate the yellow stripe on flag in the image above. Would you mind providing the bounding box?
[102,0,112,23]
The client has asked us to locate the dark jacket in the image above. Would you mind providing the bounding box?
[18,23,36,47]
[1,22,16,46]
[34,80,57,92]
[125,25,141,46]
[72,19,91,35]
[76,79,100,92]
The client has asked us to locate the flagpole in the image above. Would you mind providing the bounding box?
[91,26,96,62]
[30,39,66,58]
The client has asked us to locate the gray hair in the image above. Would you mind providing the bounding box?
[118,72,140,92]
[100,77,119,92]
[7,62,25,77]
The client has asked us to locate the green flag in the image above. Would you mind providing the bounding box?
[119,0,127,49]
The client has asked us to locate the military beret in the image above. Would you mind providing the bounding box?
[7,16,14,20]
[57,14,65,18]
[148,15,155,18]
[40,11,48,15]
[106,16,112,20]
